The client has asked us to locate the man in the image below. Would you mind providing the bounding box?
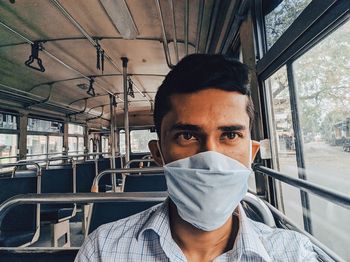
[76,54,319,261]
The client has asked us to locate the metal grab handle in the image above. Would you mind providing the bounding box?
[0,162,42,179]
[91,167,164,193]
[253,164,350,210]
[124,158,156,169]
[0,192,168,223]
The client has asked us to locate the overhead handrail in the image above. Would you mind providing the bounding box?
[155,0,175,68]
[253,164,350,210]
[92,167,164,193]
[0,192,168,223]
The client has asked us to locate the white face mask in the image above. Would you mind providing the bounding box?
[163,150,252,231]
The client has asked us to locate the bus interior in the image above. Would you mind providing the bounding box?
[0,0,349,261]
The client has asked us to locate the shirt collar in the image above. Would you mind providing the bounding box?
[137,198,186,260]
[137,200,271,262]
[225,204,271,261]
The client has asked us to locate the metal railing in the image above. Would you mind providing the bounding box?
[91,167,164,193]
[253,165,350,210]
[124,158,156,168]
[0,162,42,245]
[0,192,168,223]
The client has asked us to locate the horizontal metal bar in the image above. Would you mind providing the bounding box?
[124,158,156,168]
[0,156,18,160]
[253,165,350,209]
[0,192,168,222]
[92,167,164,192]
[263,200,345,262]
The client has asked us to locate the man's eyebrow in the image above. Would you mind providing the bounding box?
[218,125,246,132]
[169,123,203,132]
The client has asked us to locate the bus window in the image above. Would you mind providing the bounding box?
[264,0,312,49]
[291,20,350,259]
[266,20,350,259]
[68,123,85,156]
[0,113,18,166]
[265,65,303,228]
[119,130,126,155]
[130,130,158,153]
[27,135,47,158]
[101,136,109,155]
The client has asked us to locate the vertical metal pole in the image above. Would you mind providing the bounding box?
[122,57,130,164]
[185,0,189,56]
[286,62,313,234]
[109,94,117,192]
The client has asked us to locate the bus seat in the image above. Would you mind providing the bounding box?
[242,193,276,228]
[87,200,162,235]
[41,168,76,247]
[123,174,167,192]
[76,161,96,193]
[0,176,38,247]
[0,248,79,262]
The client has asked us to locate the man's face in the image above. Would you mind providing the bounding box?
[150,88,258,168]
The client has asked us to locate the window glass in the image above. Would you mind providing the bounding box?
[0,134,17,164]
[119,130,125,155]
[68,137,78,154]
[28,118,63,133]
[68,123,84,135]
[48,136,63,156]
[292,21,350,260]
[130,130,158,153]
[0,113,17,130]
[27,135,47,158]
[78,137,84,153]
[101,136,109,154]
[265,65,304,229]
[264,0,312,49]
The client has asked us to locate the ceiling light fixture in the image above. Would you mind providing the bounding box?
[100,0,139,40]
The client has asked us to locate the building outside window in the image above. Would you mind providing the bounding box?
[68,123,85,156]
[0,112,18,166]
[27,117,63,161]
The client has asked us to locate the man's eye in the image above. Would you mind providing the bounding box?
[179,132,196,140]
[222,132,237,140]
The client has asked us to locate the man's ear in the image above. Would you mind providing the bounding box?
[251,140,260,161]
[148,140,164,166]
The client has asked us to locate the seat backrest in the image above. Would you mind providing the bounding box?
[97,158,123,188]
[88,201,162,234]
[241,193,276,227]
[76,161,96,193]
[0,248,79,262]
[41,167,74,211]
[123,174,167,192]
[0,176,37,232]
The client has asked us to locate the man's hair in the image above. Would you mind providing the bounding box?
[154,54,254,137]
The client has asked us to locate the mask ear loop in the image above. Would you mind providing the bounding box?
[157,140,165,166]
[249,139,253,170]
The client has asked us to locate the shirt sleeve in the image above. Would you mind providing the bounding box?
[74,231,100,262]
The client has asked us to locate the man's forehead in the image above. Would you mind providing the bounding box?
[162,89,250,131]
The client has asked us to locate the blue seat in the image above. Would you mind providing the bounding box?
[98,158,123,190]
[41,167,75,222]
[76,161,96,193]
[88,200,162,234]
[0,175,38,247]
[0,248,79,262]
[123,174,167,192]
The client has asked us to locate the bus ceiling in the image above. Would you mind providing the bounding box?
[0,0,250,124]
